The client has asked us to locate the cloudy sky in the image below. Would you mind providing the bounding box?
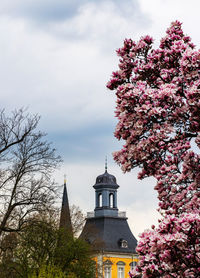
[1,0,200,238]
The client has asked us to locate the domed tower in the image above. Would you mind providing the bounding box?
[94,164,119,218]
[80,165,138,277]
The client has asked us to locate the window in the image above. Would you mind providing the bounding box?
[117,261,125,278]
[121,240,128,248]
[118,239,128,248]
[129,261,137,268]
[104,260,112,278]
[109,193,114,208]
[104,266,111,278]
[98,193,102,207]
[118,266,124,278]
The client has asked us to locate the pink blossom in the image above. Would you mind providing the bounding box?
[107,21,200,277]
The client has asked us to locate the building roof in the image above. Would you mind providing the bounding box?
[80,216,137,254]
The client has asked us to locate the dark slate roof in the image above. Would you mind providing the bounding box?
[93,170,119,190]
[80,216,137,254]
[59,183,73,234]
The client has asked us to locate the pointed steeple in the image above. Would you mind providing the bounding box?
[59,175,73,234]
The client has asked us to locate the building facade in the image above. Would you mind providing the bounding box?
[80,167,138,278]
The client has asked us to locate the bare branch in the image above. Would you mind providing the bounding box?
[0,108,62,237]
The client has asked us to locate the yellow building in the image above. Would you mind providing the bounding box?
[80,165,138,278]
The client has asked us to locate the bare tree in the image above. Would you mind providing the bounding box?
[70,205,86,238]
[0,108,61,237]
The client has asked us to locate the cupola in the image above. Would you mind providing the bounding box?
[93,163,119,217]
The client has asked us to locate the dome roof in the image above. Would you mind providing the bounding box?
[93,170,119,189]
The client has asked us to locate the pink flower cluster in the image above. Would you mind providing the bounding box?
[107,21,200,277]
[134,213,200,277]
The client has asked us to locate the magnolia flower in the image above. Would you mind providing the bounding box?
[108,20,200,277]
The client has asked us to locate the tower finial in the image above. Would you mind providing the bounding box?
[105,156,107,172]
[64,174,67,185]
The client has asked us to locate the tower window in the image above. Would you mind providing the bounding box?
[109,193,114,208]
[98,193,102,207]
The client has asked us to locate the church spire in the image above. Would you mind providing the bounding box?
[59,175,73,234]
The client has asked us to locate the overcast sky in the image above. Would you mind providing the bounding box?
[1,0,200,238]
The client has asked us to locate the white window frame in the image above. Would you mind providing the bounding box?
[104,265,111,278]
[117,265,125,278]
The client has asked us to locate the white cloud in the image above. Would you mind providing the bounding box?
[128,206,160,240]
[0,16,115,132]
[49,1,149,46]
[0,1,149,133]
[139,0,200,46]
[0,0,87,21]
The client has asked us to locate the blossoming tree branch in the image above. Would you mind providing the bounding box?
[107,21,200,277]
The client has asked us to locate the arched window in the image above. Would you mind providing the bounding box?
[104,260,112,278]
[118,266,124,278]
[98,193,102,207]
[117,261,125,278]
[129,261,137,270]
[104,266,111,278]
[109,193,114,208]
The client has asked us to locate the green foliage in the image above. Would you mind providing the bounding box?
[29,264,67,278]
[11,214,57,277]
[55,228,95,278]
[0,213,95,278]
